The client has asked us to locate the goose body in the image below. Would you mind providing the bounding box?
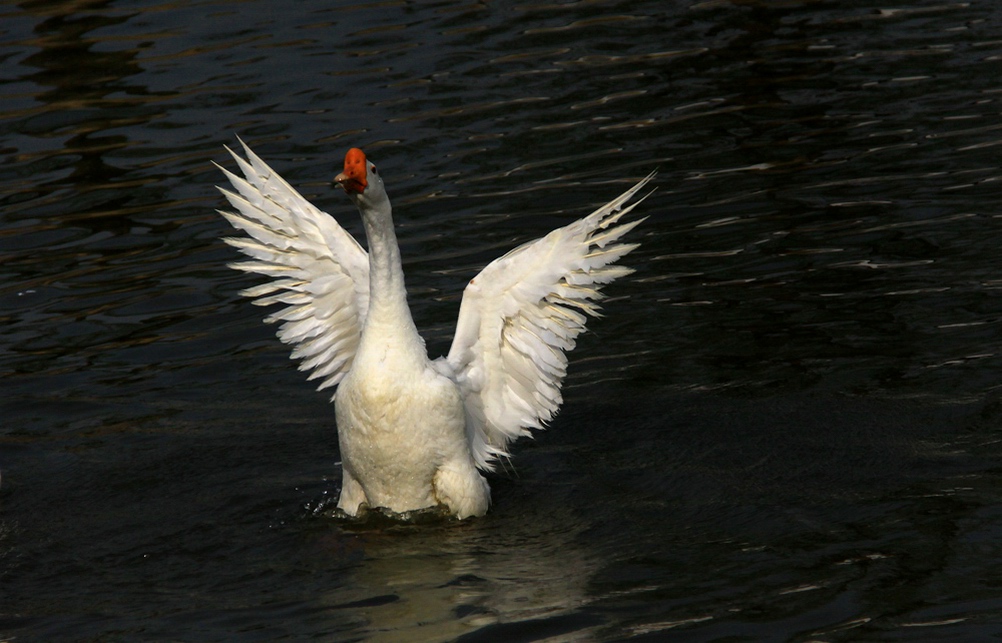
[217,142,653,519]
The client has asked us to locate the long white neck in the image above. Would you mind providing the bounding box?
[357,195,425,359]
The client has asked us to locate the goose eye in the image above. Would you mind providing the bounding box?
[371,166,378,175]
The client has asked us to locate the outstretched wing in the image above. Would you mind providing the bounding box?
[445,173,655,469]
[216,139,370,393]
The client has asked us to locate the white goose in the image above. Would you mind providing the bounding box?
[217,141,654,519]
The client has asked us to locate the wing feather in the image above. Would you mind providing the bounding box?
[446,172,655,469]
[217,139,369,393]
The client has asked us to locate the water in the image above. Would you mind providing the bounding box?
[3,0,1002,639]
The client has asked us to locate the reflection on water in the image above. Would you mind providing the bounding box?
[3,0,1002,640]
[313,513,598,642]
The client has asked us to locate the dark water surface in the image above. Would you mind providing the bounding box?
[4,0,1002,640]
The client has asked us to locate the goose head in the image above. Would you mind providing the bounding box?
[334,148,389,213]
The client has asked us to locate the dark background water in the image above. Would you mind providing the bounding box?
[4,0,1002,640]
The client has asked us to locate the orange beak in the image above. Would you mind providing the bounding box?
[335,148,368,195]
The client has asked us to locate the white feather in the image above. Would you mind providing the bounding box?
[446,172,656,469]
[216,139,369,395]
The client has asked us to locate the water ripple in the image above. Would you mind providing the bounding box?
[4,1,1002,640]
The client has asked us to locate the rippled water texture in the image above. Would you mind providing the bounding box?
[4,1,1002,640]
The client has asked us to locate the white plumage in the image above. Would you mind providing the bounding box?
[217,140,654,519]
